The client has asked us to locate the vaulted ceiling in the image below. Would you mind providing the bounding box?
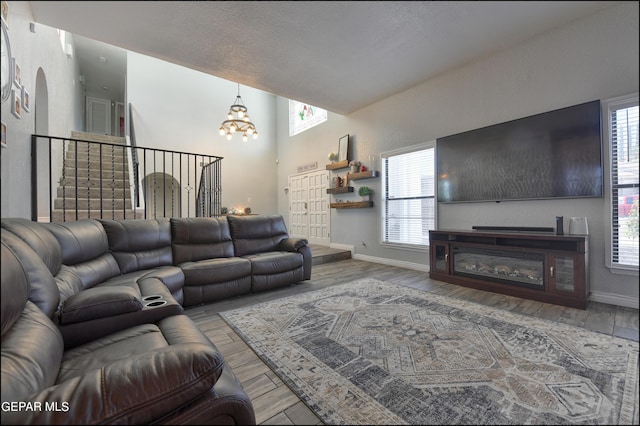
[29,1,616,115]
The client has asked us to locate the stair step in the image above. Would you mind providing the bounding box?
[57,186,131,198]
[63,159,128,171]
[54,198,133,210]
[63,167,129,179]
[50,209,146,222]
[66,141,127,153]
[58,177,131,187]
[70,131,126,145]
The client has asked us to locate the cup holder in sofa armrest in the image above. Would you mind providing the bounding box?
[142,295,164,302]
[145,300,168,307]
[59,286,143,325]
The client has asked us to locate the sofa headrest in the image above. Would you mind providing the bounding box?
[99,218,173,273]
[1,229,60,318]
[170,217,234,263]
[1,239,30,336]
[1,217,62,275]
[227,215,289,256]
[44,219,109,265]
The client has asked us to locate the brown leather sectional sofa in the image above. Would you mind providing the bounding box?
[1,214,311,425]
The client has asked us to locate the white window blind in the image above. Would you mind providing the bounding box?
[382,144,435,247]
[608,96,639,268]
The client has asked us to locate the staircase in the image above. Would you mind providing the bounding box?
[51,131,145,222]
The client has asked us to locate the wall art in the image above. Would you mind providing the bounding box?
[1,120,7,148]
[11,88,20,118]
[21,85,29,112]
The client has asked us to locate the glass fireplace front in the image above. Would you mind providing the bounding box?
[452,245,544,290]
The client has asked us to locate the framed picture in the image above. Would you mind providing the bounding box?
[11,88,20,118]
[1,1,8,27]
[12,57,20,86]
[21,85,29,112]
[1,120,6,149]
[338,134,349,162]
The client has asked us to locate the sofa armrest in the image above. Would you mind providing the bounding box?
[278,237,308,252]
[0,343,224,425]
[58,286,142,325]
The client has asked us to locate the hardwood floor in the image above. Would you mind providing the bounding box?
[184,257,639,425]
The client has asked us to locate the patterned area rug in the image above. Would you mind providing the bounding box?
[220,278,639,425]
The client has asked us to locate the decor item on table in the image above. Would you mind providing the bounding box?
[358,186,372,201]
[244,207,252,214]
[219,83,258,141]
[328,151,338,163]
[221,278,638,426]
[338,134,349,162]
[360,165,367,172]
[349,160,361,173]
[220,206,229,215]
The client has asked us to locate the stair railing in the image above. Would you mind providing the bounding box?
[196,159,222,217]
[31,134,223,222]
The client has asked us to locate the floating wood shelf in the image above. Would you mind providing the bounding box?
[326,160,349,170]
[330,201,374,209]
[347,170,379,181]
[327,186,354,194]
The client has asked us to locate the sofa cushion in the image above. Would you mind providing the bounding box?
[1,217,62,276]
[244,251,304,275]
[58,286,143,325]
[45,220,121,293]
[171,217,235,263]
[1,229,60,317]
[44,219,110,265]
[227,215,290,256]
[99,218,174,273]
[180,257,251,286]
[1,241,64,402]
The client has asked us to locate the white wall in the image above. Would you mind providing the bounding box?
[126,53,278,216]
[1,2,81,219]
[276,2,639,305]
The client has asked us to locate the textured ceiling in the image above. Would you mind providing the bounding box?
[29,1,615,115]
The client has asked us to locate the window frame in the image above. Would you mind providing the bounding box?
[602,92,639,275]
[381,141,436,251]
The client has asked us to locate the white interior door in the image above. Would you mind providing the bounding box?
[288,170,330,245]
[86,96,111,135]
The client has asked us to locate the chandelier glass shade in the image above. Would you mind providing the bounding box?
[219,84,258,141]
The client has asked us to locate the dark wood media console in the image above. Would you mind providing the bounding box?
[429,229,589,309]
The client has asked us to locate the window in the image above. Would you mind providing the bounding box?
[289,100,327,136]
[604,93,639,270]
[382,143,435,247]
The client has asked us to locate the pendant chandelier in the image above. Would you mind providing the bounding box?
[219,84,258,141]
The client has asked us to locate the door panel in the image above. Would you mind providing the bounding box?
[289,170,330,245]
[86,96,111,135]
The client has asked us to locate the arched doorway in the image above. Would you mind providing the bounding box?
[142,172,180,218]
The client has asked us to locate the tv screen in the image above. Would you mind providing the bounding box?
[436,100,603,203]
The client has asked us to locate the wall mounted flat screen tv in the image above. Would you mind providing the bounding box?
[436,100,603,203]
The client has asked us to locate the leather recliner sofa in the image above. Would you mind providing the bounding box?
[1,228,255,425]
[1,213,310,424]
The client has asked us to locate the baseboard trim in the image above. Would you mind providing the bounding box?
[352,253,430,272]
[590,291,639,309]
[329,243,354,254]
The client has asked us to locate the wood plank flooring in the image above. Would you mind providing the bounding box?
[185,257,639,425]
